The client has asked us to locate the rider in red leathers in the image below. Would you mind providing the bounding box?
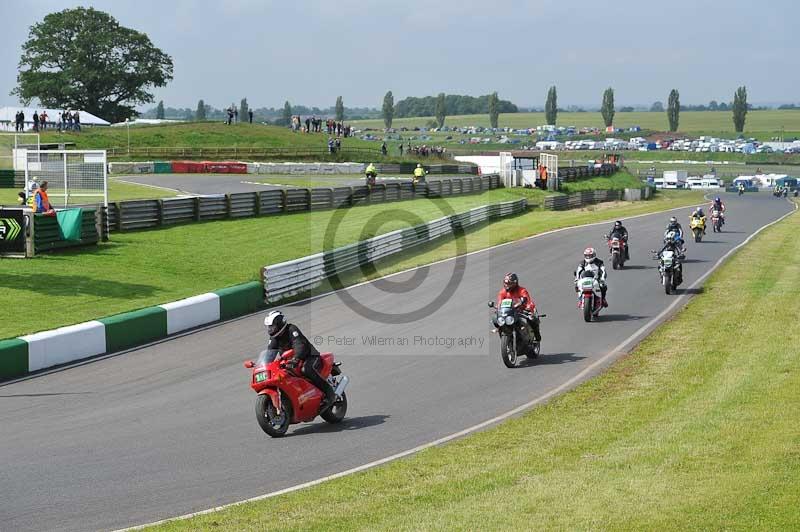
[496,272,542,343]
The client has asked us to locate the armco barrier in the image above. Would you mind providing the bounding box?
[104,174,501,233]
[0,281,267,380]
[544,187,651,210]
[262,198,528,303]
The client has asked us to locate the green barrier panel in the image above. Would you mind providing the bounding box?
[0,169,15,188]
[215,282,266,321]
[100,307,168,353]
[0,338,29,379]
[153,161,173,174]
[34,209,98,253]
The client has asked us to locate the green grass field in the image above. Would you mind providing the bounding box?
[149,201,800,532]
[0,187,703,341]
[354,110,800,135]
[0,177,176,206]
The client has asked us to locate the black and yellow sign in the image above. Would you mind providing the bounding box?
[0,209,25,254]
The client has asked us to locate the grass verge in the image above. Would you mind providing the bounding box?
[0,178,176,206]
[150,202,800,531]
[0,189,703,340]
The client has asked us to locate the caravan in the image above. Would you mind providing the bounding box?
[663,170,688,189]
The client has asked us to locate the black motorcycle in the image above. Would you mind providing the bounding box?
[488,299,544,368]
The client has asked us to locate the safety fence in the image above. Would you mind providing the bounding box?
[557,163,616,183]
[543,187,654,210]
[105,174,501,232]
[106,146,381,160]
[262,198,527,303]
[33,209,99,253]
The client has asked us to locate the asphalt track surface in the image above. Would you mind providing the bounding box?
[0,193,792,532]
[117,173,453,195]
[115,174,456,195]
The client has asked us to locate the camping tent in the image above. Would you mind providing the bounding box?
[0,106,110,131]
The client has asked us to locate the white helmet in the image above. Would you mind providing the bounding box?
[264,310,287,337]
[583,247,596,264]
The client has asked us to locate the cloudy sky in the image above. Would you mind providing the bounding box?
[1,0,798,110]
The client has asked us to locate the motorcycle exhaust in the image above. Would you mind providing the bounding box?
[334,375,350,398]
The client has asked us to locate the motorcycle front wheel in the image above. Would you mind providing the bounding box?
[612,253,620,270]
[500,334,517,368]
[583,295,593,322]
[256,392,292,438]
[664,271,673,295]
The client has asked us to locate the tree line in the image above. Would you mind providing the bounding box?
[543,86,751,133]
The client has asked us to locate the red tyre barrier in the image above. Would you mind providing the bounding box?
[202,161,247,174]
[171,161,206,173]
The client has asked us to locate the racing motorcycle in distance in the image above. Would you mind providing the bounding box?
[576,268,604,322]
[243,348,349,437]
[689,215,706,242]
[604,233,627,270]
[488,299,545,368]
[711,208,723,233]
[652,238,684,295]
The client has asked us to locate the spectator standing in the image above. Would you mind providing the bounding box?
[381,141,387,156]
[399,144,403,156]
[33,111,40,132]
[335,138,341,152]
[40,111,48,130]
[234,108,238,124]
[73,111,81,132]
[248,109,253,124]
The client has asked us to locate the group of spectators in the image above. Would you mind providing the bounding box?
[225,106,254,125]
[291,115,353,138]
[12,110,81,132]
[398,144,447,157]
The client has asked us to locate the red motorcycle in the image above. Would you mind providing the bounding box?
[604,234,627,270]
[711,209,723,233]
[244,349,349,437]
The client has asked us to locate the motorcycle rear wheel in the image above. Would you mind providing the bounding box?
[694,229,702,242]
[321,392,348,424]
[501,334,517,368]
[256,392,292,438]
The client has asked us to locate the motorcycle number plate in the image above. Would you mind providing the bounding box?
[500,299,513,308]
[255,372,267,383]
[580,280,594,289]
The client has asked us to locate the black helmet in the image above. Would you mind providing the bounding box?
[614,220,622,228]
[264,310,287,337]
[669,216,678,225]
[503,272,519,291]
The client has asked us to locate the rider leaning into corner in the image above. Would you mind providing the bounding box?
[575,247,609,307]
[264,310,337,411]
[608,220,630,260]
[708,195,726,224]
[496,272,542,344]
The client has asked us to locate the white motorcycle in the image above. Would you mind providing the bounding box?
[576,266,604,322]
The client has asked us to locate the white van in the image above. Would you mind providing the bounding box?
[686,177,704,189]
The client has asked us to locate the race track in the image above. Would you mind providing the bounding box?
[117,173,453,195]
[0,193,792,532]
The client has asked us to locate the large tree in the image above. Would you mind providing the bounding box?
[335,96,344,121]
[435,92,446,128]
[196,99,206,121]
[382,90,394,129]
[733,86,748,132]
[13,7,173,123]
[488,92,499,128]
[156,100,165,119]
[667,89,680,132]
[545,86,558,125]
[601,87,615,127]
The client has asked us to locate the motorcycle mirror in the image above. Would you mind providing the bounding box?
[243,360,255,369]
[539,313,547,318]
[487,301,495,308]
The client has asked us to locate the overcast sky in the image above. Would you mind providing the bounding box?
[1,0,798,111]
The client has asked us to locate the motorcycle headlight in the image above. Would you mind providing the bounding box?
[505,315,515,325]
